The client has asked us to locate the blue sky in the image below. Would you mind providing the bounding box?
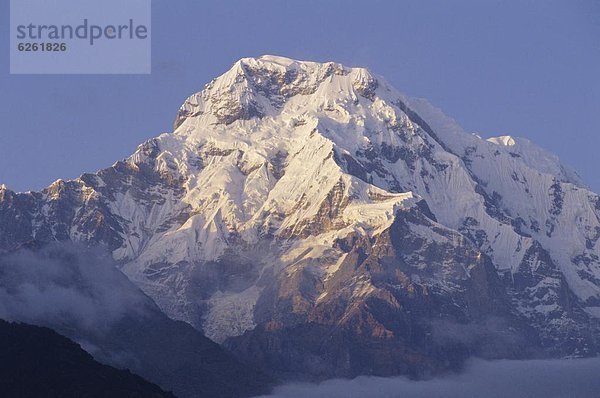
[1,0,599,192]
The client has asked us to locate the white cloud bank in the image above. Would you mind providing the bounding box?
[257,358,600,398]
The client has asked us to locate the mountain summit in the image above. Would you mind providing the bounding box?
[1,55,599,378]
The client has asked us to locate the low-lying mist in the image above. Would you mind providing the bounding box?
[0,242,148,333]
[0,242,274,398]
[256,357,600,398]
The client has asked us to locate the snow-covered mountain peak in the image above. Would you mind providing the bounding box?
[119,57,600,342]
[172,56,385,133]
[3,56,600,358]
[170,56,578,190]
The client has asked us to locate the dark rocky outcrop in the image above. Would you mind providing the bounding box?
[0,319,175,398]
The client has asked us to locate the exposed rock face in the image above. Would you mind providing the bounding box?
[226,208,538,379]
[1,55,599,379]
